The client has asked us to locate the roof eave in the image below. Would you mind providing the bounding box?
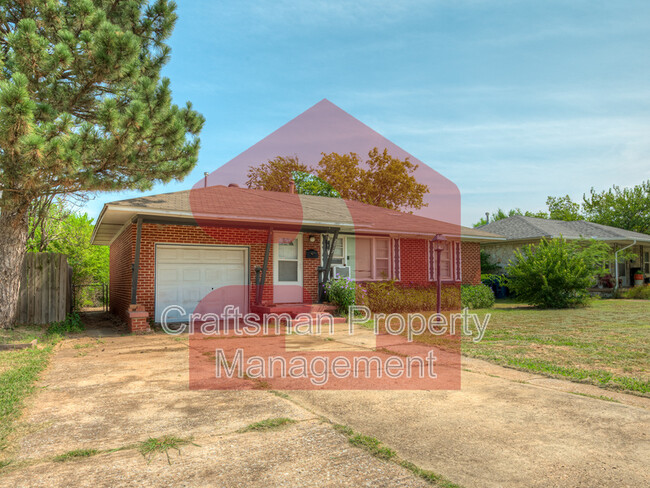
[93,204,506,245]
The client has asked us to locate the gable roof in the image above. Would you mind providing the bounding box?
[478,215,650,244]
[91,185,503,245]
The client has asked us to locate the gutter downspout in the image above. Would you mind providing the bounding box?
[615,240,636,291]
[130,217,143,304]
[256,228,272,305]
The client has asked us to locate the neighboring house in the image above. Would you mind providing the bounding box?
[91,185,502,331]
[479,215,650,286]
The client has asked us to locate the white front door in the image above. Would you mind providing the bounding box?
[273,233,303,303]
[155,245,248,322]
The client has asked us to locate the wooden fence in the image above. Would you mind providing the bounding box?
[17,253,72,325]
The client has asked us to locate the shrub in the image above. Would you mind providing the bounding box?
[46,313,84,336]
[461,284,495,309]
[506,238,593,308]
[358,280,460,313]
[480,250,500,274]
[623,285,650,300]
[324,278,357,313]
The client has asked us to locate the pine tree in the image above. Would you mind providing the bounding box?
[0,1,204,327]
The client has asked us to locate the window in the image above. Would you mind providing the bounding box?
[323,237,345,266]
[429,241,458,282]
[331,237,345,265]
[355,237,391,280]
[645,252,649,274]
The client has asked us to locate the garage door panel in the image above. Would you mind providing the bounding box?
[181,248,203,262]
[183,267,202,281]
[155,245,248,322]
[157,266,180,283]
[157,248,179,263]
[157,287,180,305]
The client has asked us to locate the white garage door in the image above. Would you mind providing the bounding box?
[155,245,248,322]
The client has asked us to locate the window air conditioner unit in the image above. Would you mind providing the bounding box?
[332,265,351,279]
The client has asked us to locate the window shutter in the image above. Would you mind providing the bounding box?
[455,241,462,282]
[428,241,436,281]
[393,238,401,281]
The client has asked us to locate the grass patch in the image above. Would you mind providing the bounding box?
[0,345,54,449]
[457,299,650,396]
[334,424,394,459]
[0,324,46,345]
[53,448,99,462]
[138,436,196,464]
[348,433,395,460]
[569,392,620,403]
[399,460,461,488]
[239,417,296,433]
[333,424,459,487]
[269,390,290,399]
[0,316,91,455]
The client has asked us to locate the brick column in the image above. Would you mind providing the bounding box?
[127,304,150,333]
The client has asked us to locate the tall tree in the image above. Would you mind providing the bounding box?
[317,148,428,211]
[546,195,582,221]
[247,148,429,212]
[0,1,204,327]
[246,156,309,193]
[582,181,650,234]
[27,200,109,287]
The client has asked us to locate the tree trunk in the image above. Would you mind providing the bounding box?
[0,193,30,329]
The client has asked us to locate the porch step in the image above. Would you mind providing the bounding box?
[250,302,338,318]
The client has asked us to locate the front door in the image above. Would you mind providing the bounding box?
[273,233,303,303]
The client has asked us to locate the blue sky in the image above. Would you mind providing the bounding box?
[85,0,650,227]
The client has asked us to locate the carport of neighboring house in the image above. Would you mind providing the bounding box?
[91,185,503,332]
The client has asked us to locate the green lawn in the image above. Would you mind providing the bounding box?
[0,324,57,452]
[462,299,650,395]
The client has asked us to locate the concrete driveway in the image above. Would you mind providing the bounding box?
[1,315,648,487]
[289,358,650,487]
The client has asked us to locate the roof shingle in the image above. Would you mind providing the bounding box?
[478,215,650,243]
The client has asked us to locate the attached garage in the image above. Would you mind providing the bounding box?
[155,244,249,322]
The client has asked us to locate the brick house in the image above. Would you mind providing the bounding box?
[92,185,503,332]
[479,215,650,287]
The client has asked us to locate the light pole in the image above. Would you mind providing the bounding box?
[431,234,447,314]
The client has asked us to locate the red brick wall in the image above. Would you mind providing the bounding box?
[397,238,481,286]
[303,234,321,303]
[461,241,482,285]
[399,238,430,284]
[109,224,134,322]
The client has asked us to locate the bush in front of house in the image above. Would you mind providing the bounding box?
[461,284,495,309]
[623,285,650,300]
[356,280,460,313]
[324,278,358,313]
[506,238,594,308]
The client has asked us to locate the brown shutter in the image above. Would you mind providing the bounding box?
[455,241,462,282]
[393,238,401,281]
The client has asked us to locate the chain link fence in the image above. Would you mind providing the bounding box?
[72,283,108,312]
